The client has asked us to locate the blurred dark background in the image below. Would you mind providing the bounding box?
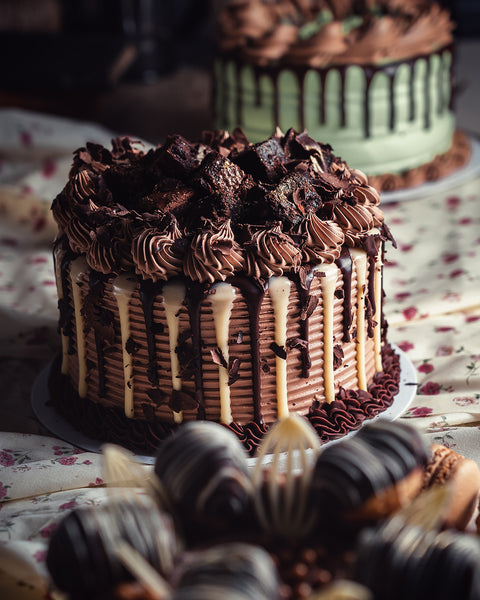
[0,0,478,143]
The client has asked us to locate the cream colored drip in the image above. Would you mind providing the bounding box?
[317,263,339,404]
[351,248,368,390]
[268,276,291,420]
[53,244,70,375]
[112,274,137,418]
[70,256,89,398]
[374,250,383,372]
[162,281,187,424]
[210,283,236,424]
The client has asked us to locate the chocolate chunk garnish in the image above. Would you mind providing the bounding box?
[270,342,287,360]
[169,389,198,413]
[333,345,344,370]
[228,357,242,386]
[125,336,140,355]
[210,347,228,369]
[147,388,165,405]
[141,403,156,422]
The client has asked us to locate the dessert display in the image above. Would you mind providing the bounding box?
[214,0,471,191]
[46,419,480,600]
[50,128,400,455]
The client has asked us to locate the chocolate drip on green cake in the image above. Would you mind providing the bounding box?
[219,46,452,139]
[229,276,265,424]
[335,248,353,343]
[139,279,163,387]
[184,280,209,420]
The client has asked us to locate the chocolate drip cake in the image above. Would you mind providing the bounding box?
[50,128,399,454]
[214,0,471,191]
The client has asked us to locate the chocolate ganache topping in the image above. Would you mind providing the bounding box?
[52,128,393,283]
[216,0,453,67]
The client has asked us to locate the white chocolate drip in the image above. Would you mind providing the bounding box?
[318,263,339,404]
[70,256,89,398]
[210,282,236,424]
[112,274,137,418]
[162,281,187,424]
[268,276,291,420]
[373,250,383,372]
[53,244,70,375]
[351,249,368,390]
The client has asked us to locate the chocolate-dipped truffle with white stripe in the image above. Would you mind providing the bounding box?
[353,518,480,600]
[310,420,429,525]
[173,543,280,600]
[46,497,180,600]
[154,422,253,538]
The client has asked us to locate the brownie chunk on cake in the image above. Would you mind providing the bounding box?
[50,128,399,454]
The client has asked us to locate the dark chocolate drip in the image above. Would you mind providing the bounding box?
[408,59,416,122]
[58,239,76,356]
[139,279,163,387]
[219,59,228,129]
[88,270,107,398]
[288,271,313,378]
[235,60,243,127]
[363,66,376,139]
[339,66,347,128]
[437,53,444,114]
[385,64,399,131]
[424,55,432,129]
[228,276,265,424]
[253,68,262,107]
[272,71,280,127]
[367,256,376,339]
[297,68,307,130]
[335,248,353,343]
[319,69,328,125]
[184,280,208,420]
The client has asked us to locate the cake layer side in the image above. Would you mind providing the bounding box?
[55,242,382,429]
[215,49,455,176]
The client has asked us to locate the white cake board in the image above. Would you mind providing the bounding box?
[380,135,480,204]
[31,345,417,467]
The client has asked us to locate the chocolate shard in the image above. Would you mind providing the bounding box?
[210,347,228,369]
[301,295,319,320]
[147,388,165,405]
[169,389,198,413]
[270,342,287,360]
[287,337,308,351]
[264,172,321,228]
[141,403,156,422]
[125,336,140,355]
[333,345,344,369]
[228,357,242,386]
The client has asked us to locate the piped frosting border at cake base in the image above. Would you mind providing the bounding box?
[47,343,400,456]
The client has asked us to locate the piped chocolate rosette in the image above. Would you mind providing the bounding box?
[51,128,399,456]
[46,418,480,600]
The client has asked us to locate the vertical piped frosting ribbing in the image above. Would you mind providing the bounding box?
[51,128,397,451]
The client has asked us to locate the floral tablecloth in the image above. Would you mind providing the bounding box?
[0,109,480,599]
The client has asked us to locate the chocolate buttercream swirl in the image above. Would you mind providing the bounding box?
[333,202,375,246]
[298,213,344,264]
[133,221,184,282]
[216,0,453,67]
[51,192,73,232]
[65,218,93,254]
[184,219,244,284]
[245,223,301,280]
[86,220,134,274]
[71,170,97,203]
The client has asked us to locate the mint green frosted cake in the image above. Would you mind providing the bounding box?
[214,0,470,191]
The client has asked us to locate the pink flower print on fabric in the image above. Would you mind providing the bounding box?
[40,522,58,539]
[446,196,460,210]
[397,341,414,353]
[436,346,454,357]
[33,549,48,563]
[0,482,8,500]
[0,451,14,467]
[59,501,77,510]
[407,406,433,418]
[418,363,434,374]
[419,381,441,395]
[402,307,418,321]
[453,396,479,407]
[58,456,78,466]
